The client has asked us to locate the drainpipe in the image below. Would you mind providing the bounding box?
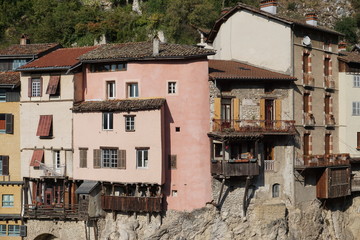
[242,176,252,217]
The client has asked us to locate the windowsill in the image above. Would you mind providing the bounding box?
[102,129,114,131]
[125,130,135,132]
[137,167,148,169]
[1,206,14,208]
[39,136,54,139]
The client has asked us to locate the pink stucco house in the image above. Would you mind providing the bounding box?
[73,40,214,211]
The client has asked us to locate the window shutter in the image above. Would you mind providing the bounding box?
[232,98,240,130]
[20,225,27,237]
[260,99,265,120]
[5,114,13,134]
[79,149,87,168]
[2,156,9,175]
[28,78,32,97]
[357,132,360,149]
[93,149,101,168]
[39,77,43,97]
[214,98,221,120]
[118,150,126,169]
[275,99,282,129]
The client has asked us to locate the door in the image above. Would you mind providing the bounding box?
[265,99,274,129]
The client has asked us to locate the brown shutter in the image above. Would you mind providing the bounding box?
[2,156,9,175]
[46,75,60,95]
[357,132,360,149]
[93,149,101,168]
[214,98,221,120]
[5,114,13,134]
[30,150,44,167]
[28,78,32,97]
[39,77,43,97]
[79,149,87,168]
[232,98,240,130]
[36,115,52,137]
[275,99,282,128]
[118,150,126,169]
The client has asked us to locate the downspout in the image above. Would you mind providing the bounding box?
[242,176,252,217]
[291,24,296,203]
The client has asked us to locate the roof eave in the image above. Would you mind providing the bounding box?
[211,77,297,81]
[18,66,71,72]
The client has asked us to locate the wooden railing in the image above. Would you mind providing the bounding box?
[101,195,162,213]
[23,203,88,220]
[211,160,259,177]
[212,119,295,134]
[303,112,315,126]
[295,154,350,168]
[324,76,335,89]
[325,114,335,126]
[303,73,315,87]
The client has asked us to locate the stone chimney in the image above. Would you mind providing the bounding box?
[338,41,347,52]
[260,0,278,15]
[20,34,30,45]
[153,35,160,56]
[305,13,318,26]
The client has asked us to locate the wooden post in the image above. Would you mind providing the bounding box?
[71,182,76,204]
[217,178,225,207]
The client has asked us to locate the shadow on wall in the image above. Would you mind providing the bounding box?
[34,233,58,240]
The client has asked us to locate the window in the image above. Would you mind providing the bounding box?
[0,89,5,102]
[127,83,138,98]
[0,225,5,236]
[30,78,41,97]
[354,75,360,87]
[168,82,177,94]
[125,115,135,131]
[324,57,330,76]
[36,115,53,137]
[107,81,116,99]
[214,143,223,158]
[102,112,113,130]
[90,63,127,72]
[2,194,14,207]
[12,59,27,70]
[102,149,118,168]
[8,225,20,236]
[325,134,331,154]
[79,148,88,168]
[54,150,60,169]
[303,53,310,73]
[0,114,13,134]
[325,95,331,114]
[136,148,149,168]
[272,184,280,198]
[303,133,310,156]
[46,75,60,96]
[353,102,360,116]
[0,156,9,175]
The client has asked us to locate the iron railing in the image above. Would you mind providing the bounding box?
[212,119,295,133]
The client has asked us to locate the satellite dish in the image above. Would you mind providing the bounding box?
[302,36,311,46]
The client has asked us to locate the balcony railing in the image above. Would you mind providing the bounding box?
[37,161,66,177]
[303,112,315,127]
[101,195,162,213]
[324,76,335,90]
[23,203,88,220]
[211,159,259,177]
[325,114,335,127]
[351,176,360,192]
[264,160,275,171]
[212,119,295,134]
[303,73,315,88]
[295,153,350,168]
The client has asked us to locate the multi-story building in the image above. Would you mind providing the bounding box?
[73,40,214,212]
[207,1,350,204]
[18,46,96,239]
[0,37,59,239]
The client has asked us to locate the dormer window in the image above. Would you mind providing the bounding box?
[12,59,27,70]
[90,63,127,72]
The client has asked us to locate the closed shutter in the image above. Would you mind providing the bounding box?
[5,114,13,134]
[232,98,240,130]
[275,99,282,129]
[20,225,27,237]
[357,132,360,149]
[93,149,101,168]
[260,99,265,128]
[2,156,9,175]
[39,77,43,97]
[28,78,32,97]
[118,150,126,169]
[79,149,87,168]
[214,98,221,120]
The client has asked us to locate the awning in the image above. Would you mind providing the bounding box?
[46,75,60,94]
[75,181,99,194]
[30,149,44,167]
[36,115,52,137]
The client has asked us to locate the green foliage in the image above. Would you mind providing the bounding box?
[287,2,297,11]
[335,17,359,45]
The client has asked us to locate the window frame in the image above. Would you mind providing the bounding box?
[31,78,41,97]
[353,102,360,116]
[2,194,14,207]
[354,75,360,88]
[136,148,149,169]
[0,225,5,236]
[54,150,61,169]
[0,89,5,102]
[168,81,177,94]
[106,81,116,99]
[8,225,20,236]
[125,115,135,132]
[127,83,139,98]
[101,148,118,168]
[102,112,113,130]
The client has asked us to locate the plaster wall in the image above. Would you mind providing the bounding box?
[211,10,292,74]
[0,185,21,215]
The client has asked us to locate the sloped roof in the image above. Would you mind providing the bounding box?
[79,41,215,62]
[72,98,166,112]
[207,3,342,43]
[338,51,360,64]
[75,181,99,194]
[0,43,60,57]
[209,60,296,81]
[19,46,98,71]
[0,72,20,85]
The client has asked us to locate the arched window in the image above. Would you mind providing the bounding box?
[272,183,280,198]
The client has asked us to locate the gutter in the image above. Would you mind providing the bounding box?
[18,66,70,72]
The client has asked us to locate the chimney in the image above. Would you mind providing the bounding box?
[260,0,278,15]
[153,35,160,56]
[20,34,30,45]
[305,13,318,26]
[338,41,347,52]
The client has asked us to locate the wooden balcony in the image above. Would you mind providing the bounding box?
[324,76,335,90]
[211,160,259,177]
[303,112,315,127]
[351,176,360,192]
[212,119,295,135]
[303,73,314,88]
[101,195,162,213]
[325,114,335,127]
[317,167,350,199]
[295,153,350,168]
[23,203,88,220]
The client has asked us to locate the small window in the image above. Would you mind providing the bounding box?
[101,149,118,168]
[136,148,149,168]
[90,63,127,72]
[353,102,360,116]
[127,83,138,98]
[303,53,310,73]
[0,156,10,176]
[172,190,178,197]
[2,194,14,207]
[175,127,180,132]
[12,59,27,70]
[54,150,61,169]
[354,76,360,88]
[168,82,177,94]
[107,81,116,99]
[103,112,113,130]
[31,78,41,97]
[272,184,280,198]
[125,115,135,131]
[324,57,331,76]
[8,225,20,236]
[214,143,223,157]
[0,225,5,236]
[0,89,5,102]
[0,114,13,134]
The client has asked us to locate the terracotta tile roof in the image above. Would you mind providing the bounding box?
[79,41,215,62]
[0,43,60,56]
[0,72,20,85]
[19,46,98,70]
[207,3,342,43]
[209,60,297,81]
[338,51,360,63]
[73,98,166,112]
